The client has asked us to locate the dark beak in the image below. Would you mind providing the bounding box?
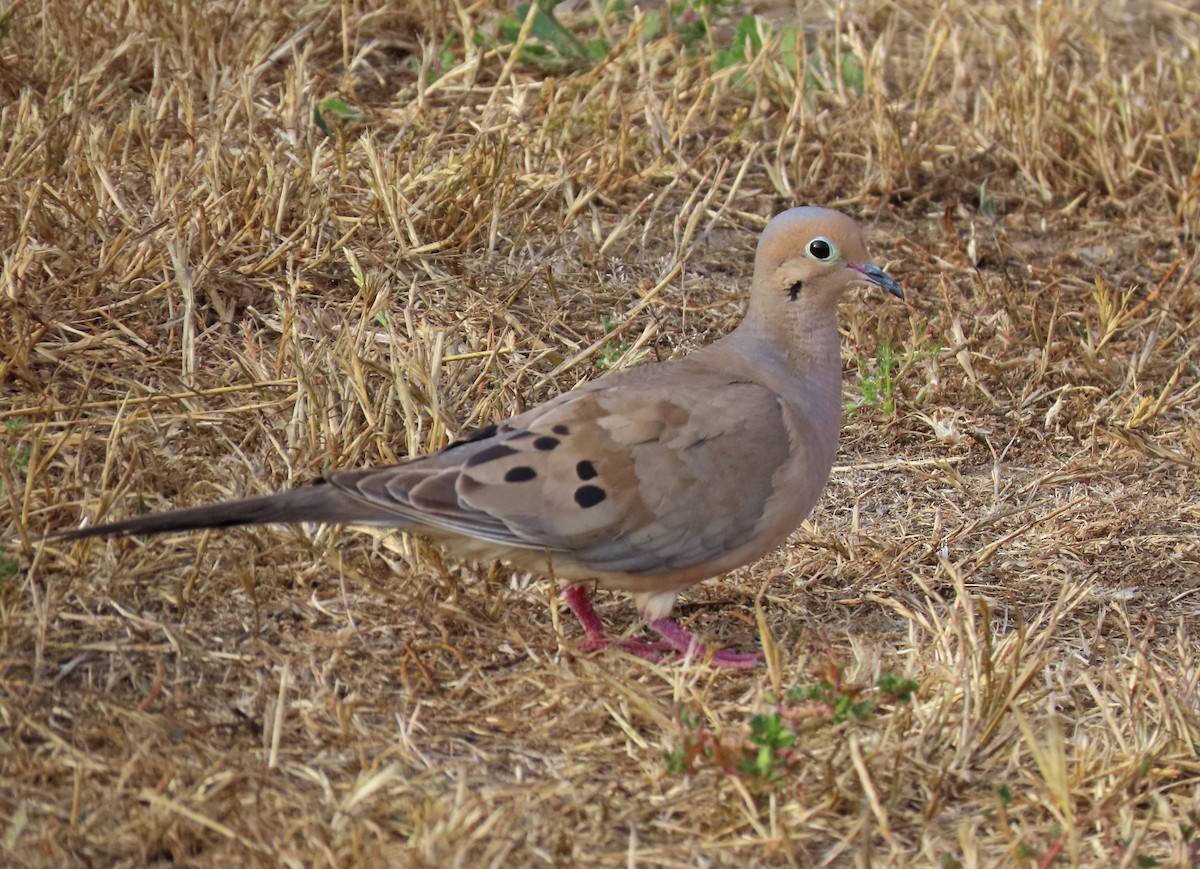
[849,263,905,300]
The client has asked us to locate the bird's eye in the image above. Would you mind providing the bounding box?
[807,237,837,262]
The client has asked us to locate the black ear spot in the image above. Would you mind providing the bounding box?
[788,281,803,301]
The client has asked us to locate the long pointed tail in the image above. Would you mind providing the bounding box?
[52,483,387,541]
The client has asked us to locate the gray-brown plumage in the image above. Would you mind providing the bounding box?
[54,207,903,667]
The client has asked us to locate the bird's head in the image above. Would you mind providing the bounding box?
[750,207,904,320]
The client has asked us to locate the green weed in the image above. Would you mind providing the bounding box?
[666,665,919,789]
[3,418,30,491]
[846,333,945,416]
[488,0,611,72]
[847,339,900,415]
[598,315,644,368]
[314,98,364,136]
[0,545,17,586]
[0,419,28,586]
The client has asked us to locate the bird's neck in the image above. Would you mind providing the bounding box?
[716,306,844,405]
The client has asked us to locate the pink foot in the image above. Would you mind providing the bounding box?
[578,637,677,656]
[562,587,761,668]
[562,587,675,660]
[647,617,764,669]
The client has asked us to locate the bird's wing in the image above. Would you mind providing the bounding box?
[326,368,796,575]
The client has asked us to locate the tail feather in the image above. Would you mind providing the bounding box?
[52,483,391,541]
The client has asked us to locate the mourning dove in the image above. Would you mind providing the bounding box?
[54,207,903,668]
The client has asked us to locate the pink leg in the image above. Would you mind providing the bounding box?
[647,617,764,669]
[562,586,673,658]
[563,585,608,647]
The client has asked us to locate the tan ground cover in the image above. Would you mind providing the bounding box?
[3,0,1199,865]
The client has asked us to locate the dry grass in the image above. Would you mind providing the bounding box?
[3,0,1200,864]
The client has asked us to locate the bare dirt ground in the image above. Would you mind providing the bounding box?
[3,0,1200,865]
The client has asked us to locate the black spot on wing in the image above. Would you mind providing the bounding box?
[552,424,570,435]
[445,423,499,450]
[445,422,535,451]
[504,466,537,483]
[574,485,606,508]
[576,460,598,480]
[464,444,519,466]
[533,436,560,451]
